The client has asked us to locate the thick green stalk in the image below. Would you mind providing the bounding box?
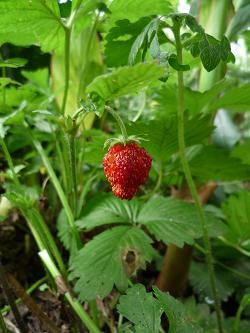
[39,250,102,333]
[172,18,223,333]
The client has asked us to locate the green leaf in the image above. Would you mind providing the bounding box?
[117,284,163,333]
[168,54,190,71]
[128,18,159,65]
[76,193,139,230]
[222,191,250,250]
[138,196,222,247]
[154,287,202,333]
[0,0,64,52]
[190,146,250,181]
[200,43,220,72]
[57,209,71,250]
[86,63,164,102]
[211,84,250,112]
[189,262,236,302]
[0,58,28,68]
[155,80,229,115]
[108,0,173,25]
[77,194,224,248]
[105,18,151,67]
[231,141,250,165]
[5,184,39,210]
[128,116,213,163]
[21,68,49,90]
[227,3,250,38]
[70,226,156,301]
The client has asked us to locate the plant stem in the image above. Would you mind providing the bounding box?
[2,66,6,104]
[233,294,250,333]
[26,125,81,252]
[61,27,71,115]
[1,277,47,315]
[172,17,223,333]
[0,310,8,333]
[105,106,128,142]
[39,250,102,333]
[0,137,20,186]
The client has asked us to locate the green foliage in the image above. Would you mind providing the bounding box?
[76,194,223,247]
[231,141,250,165]
[128,116,213,163]
[154,288,202,332]
[70,226,156,300]
[0,58,27,68]
[222,191,250,250]
[86,63,164,105]
[5,184,39,209]
[190,146,250,181]
[212,84,250,112]
[0,0,64,52]
[189,262,236,302]
[117,284,163,333]
[108,0,174,25]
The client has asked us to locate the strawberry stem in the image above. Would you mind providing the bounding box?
[105,106,128,144]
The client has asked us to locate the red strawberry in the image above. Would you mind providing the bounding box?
[103,142,152,200]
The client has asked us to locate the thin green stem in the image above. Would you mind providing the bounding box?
[39,250,102,333]
[172,17,223,333]
[0,311,8,333]
[0,137,20,186]
[2,66,6,104]
[105,106,128,142]
[26,123,81,252]
[1,277,47,315]
[233,294,250,333]
[61,27,71,115]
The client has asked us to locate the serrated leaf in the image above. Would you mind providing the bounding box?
[5,184,39,209]
[76,193,139,230]
[105,18,151,67]
[138,196,223,247]
[211,84,250,112]
[222,191,250,250]
[77,194,223,248]
[70,226,156,301]
[190,146,250,181]
[154,288,202,333]
[128,116,213,163]
[108,0,173,25]
[86,63,164,101]
[0,58,28,68]
[200,44,220,72]
[189,262,236,302]
[117,284,163,333]
[128,19,159,65]
[0,0,64,52]
[185,15,204,34]
[57,209,71,250]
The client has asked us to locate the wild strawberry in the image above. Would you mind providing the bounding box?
[103,142,152,200]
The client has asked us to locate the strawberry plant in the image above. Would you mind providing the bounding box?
[0,0,250,333]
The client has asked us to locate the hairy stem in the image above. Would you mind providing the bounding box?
[172,17,223,333]
[105,106,128,142]
[61,27,71,115]
[0,137,20,186]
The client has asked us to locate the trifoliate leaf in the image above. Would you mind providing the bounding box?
[70,226,156,301]
[117,284,163,333]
